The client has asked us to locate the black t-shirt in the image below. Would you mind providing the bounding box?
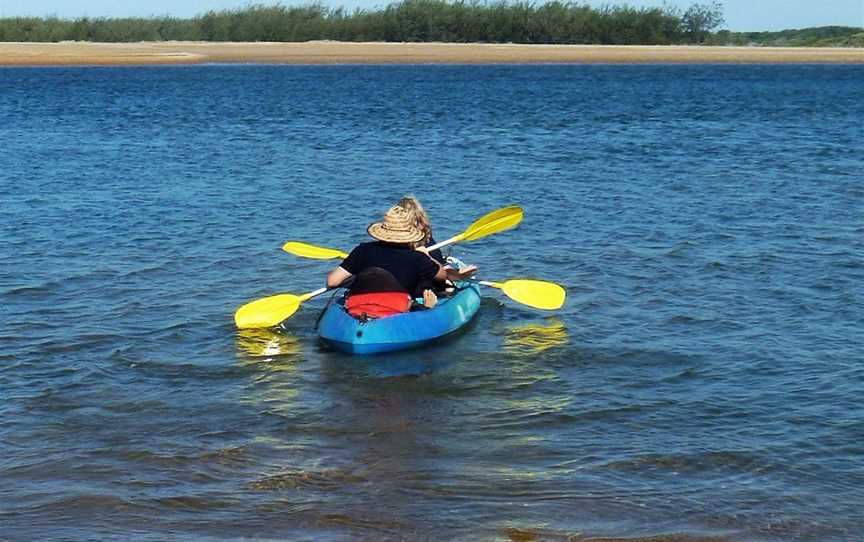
[427,237,445,265]
[341,242,439,294]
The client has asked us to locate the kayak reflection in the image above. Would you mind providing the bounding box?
[503,319,569,356]
[323,346,462,378]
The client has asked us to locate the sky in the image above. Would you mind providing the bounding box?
[0,0,862,32]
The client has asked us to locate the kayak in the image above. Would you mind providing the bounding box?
[317,283,482,354]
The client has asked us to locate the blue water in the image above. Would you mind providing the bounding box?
[1,64,862,542]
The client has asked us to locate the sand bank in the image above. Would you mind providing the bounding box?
[1,41,863,66]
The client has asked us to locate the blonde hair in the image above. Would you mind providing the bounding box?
[398,195,432,246]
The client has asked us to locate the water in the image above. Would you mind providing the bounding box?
[1,64,862,541]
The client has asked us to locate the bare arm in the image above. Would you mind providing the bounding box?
[417,246,450,281]
[416,246,477,282]
[433,262,448,282]
[446,264,478,281]
[327,266,353,289]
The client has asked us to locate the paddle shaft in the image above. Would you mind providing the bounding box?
[477,280,502,288]
[427,233,464,252]
[303,287,329,301]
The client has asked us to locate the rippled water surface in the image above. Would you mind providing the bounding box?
[1,64,863,541]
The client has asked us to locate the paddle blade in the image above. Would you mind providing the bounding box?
[234,294,303,329]
[282,241,348,260]
[500,279,566,310]
[462,206,523,242]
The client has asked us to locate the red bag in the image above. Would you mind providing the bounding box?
[345,292,411,318]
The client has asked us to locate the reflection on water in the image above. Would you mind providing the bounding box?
[504,319,569,356]
[336,349,459,378]
[235,328,305,415]
[235,328,303,361]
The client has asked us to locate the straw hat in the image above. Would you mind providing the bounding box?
[367,205,425,244]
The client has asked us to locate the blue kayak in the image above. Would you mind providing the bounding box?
[317,283,482,354]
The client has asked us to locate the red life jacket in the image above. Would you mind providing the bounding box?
[345,291,411,318]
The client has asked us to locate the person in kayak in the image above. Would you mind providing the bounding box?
[326,203,476,318]
[398,195,445,265]
[398,194,472,303]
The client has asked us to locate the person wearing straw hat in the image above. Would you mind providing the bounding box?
[398,195,446,266]
[327,203,477,319]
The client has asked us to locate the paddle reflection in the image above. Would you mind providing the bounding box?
[503,318,569,356]
[235,328,303,361]
[235,328,306,417]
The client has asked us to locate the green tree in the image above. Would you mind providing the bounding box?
[682,1,725,43]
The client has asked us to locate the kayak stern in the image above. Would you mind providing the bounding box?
[318,283,481,354]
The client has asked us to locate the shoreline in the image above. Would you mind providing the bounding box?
[2,41,864,66]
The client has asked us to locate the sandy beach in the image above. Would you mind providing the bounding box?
[1,40,863,65]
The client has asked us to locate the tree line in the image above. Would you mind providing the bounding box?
[0,1,728,45]
[717,26,864,47]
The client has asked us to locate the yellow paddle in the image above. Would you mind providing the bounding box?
[281,242,348,260]
[428,205,524,251]
[476,279,566,310]
[234,276,565,329]
[237,206,529,329]
[234,287,328,329]
[282,205,524,259]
